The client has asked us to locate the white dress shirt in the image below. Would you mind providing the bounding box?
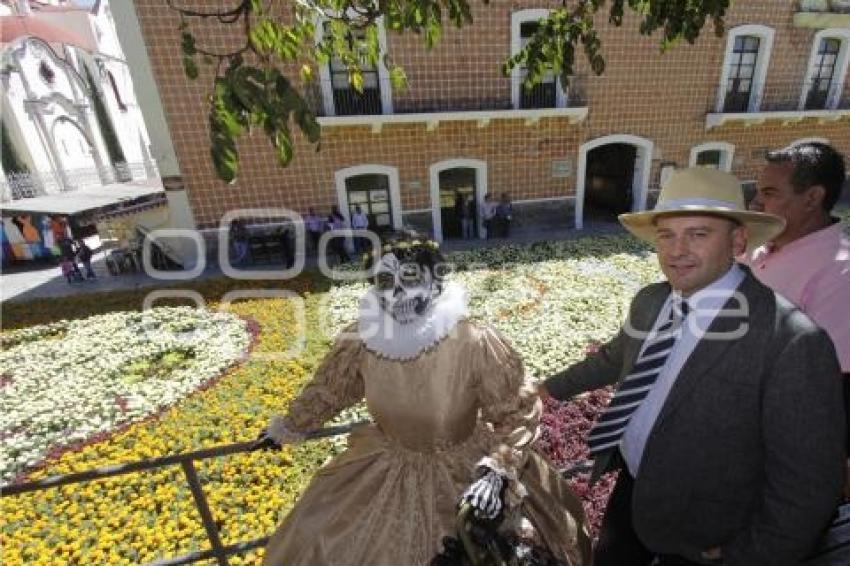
[621,264,746,476]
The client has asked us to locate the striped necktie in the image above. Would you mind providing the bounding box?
[587,300,689,456]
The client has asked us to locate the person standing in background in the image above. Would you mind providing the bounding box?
[327,207,349,264]
[351,205,370,252]
[75,239,96,279]
[496,193,514,238]
[463,195,476,239]
[482,194,497,239]
[304,208,324,253]
[742,141,850,496]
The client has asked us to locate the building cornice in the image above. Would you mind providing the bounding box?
[706,108,850,130]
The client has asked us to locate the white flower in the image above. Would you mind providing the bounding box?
[0,307,251,484]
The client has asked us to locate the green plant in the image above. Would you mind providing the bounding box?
[83,65,126,170]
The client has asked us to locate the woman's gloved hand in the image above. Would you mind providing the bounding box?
[252,429,281,450]
[251,416,304,451]
[459,466,507,519]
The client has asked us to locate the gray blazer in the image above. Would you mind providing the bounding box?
[544,268,846,565]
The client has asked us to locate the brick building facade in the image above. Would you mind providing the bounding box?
[132,0,850,241]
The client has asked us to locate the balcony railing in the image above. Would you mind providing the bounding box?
[797,0,850,14]
[713,79,849,114]
[519,80,558,109]
[1,160,161,202]
[303,76,588,118]
[707,78,850,129]
[802,80,845,110]
[332,84,382,116]
[794,1,850,27]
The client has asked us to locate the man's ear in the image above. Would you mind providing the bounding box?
[732,224,748,257]
[804,184,826,211]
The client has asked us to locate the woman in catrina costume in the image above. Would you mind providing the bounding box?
[256,231,590,566]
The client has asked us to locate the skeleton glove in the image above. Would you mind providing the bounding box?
[459,466,507,519]
[252,416,304,451]
[252,429,281,451]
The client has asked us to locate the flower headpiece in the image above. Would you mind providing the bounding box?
[362,231,445,278]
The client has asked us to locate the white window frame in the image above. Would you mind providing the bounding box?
[798,28,850,111]
[689,141,735,172]
[334,164,402,231]
[510,9,566,110]
[316,17,393,117]
[715,24,775,113]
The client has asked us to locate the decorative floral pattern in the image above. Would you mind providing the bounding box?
[0,233,685,565]
[0,307,251,484]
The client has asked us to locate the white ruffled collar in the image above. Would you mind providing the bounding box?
[357,282,468,361]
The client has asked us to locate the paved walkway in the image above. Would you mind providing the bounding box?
[0,217,626,304]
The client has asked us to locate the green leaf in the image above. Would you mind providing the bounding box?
[350,71,364,93]
[295,109,320,143]
[209,121,238,184]
[273,127,294,167]
[300,64,314,83]
[388,66,407,90]
[182,56,198,80]
[180,32,196,56]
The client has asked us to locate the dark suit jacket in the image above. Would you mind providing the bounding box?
[544,268,846,565]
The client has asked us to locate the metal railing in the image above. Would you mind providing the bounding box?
[714,79,849,114]
[1,418,596,565]
[802,79,846,110]
[797,0,850,14]
[1,160,160,202]
[519,79,558,109]
[302,76,588,117]
[1,421,367,566]
[332,83,383,115]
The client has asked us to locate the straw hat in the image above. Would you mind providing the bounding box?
[618,167,785,251]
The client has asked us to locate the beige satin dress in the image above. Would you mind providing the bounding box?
[263,320,591,566]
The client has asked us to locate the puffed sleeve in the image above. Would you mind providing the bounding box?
[276,323,365,433]
[473,324,542,507]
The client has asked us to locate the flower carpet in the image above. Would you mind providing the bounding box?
[0,233,666,565]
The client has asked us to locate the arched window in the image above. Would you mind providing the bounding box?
[510,9,566,109]
[799,29,850,111]
[317,18,392,116]
[39,61,55,85]
[716,25,775,113]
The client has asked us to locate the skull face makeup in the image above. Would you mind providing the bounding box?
[374,253,440,324]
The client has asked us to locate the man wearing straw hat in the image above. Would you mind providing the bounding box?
[543,167,845,565]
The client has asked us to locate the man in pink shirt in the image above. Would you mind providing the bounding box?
[743,142,848,373]
[742,141,849,495]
